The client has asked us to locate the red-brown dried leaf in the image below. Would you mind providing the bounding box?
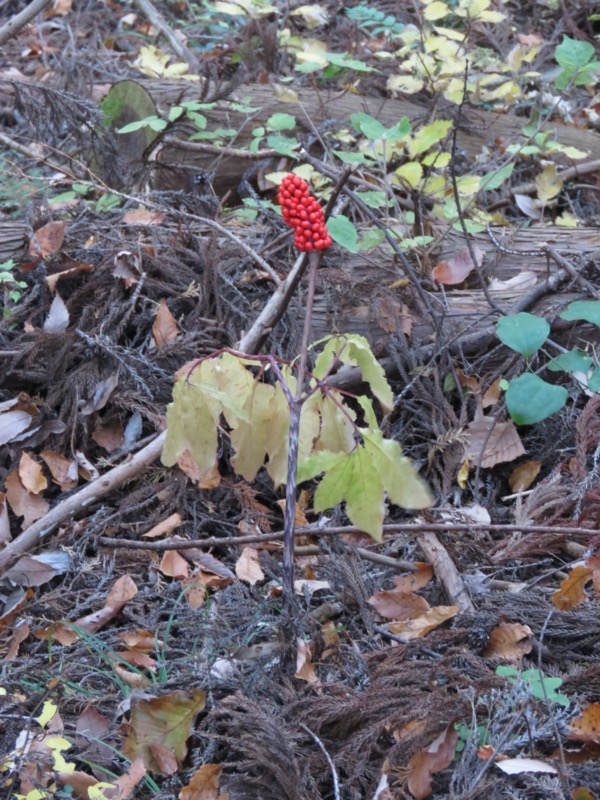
[407,725,459,799]
[553,565,592,611]
[570,704,600,744]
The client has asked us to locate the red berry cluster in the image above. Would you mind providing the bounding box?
[277,174,332,252]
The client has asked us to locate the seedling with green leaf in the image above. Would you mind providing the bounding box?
[496,665,570,707]
[496,303,600,425]
[0,258,27,315]
[163,173,431,616]
[554,35,600,91]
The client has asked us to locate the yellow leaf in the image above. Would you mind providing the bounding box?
[394,162,423,188]
[423,1,451,21]
[457,459,470,489]
[387,74,424,95]
[290,4,329,29]
[36,699,58,729]
[536,163,563,204]
[456,175,481,196]
[46,736,75,775]
[555,211,579,228]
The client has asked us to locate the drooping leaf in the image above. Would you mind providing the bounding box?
[506,374,568,425]
[327,214,358,252]
[313,334,393,411]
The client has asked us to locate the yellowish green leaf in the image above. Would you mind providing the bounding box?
[423,1,451,21]
[394,161,423,187]
[536,163,563,204]
[387,74,425,94]
[406,120,453,157]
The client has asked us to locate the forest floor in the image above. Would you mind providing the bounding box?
[1,0,600,798]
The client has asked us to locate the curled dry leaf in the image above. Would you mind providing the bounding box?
[392,563,433,593]
[484,621,532,661]
[43,292,70,333]
[553,565,592,611]
[432,244,483,285]
[509,460,541,493]
[41,450,79,491]
[28,220,67,262]
[92,418,125,453]
[388,605,458,640]
[46,261,94,294]
[489,270,538,292]
[295,637,318,683]
[495,757,558,775]
[0,408,34,446]
[153,299,179,347]
[235,546,265,585]
[407,725,459,800]
[36,574,138,645]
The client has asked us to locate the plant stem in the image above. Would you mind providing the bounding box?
[282,250,320,618]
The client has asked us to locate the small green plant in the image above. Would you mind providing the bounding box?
[496,665,570,707]
[345,3,405,38]
[496,304,600,425]
[554,35,600,90]
[250,112,299,157]
[0,258,27,315]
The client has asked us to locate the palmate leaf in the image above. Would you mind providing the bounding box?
[313,334,394,412]
[298,397,432,540]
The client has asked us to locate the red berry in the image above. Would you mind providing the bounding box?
[277,174,332,252]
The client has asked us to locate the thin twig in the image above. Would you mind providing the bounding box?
[299,723,341,800]
[0,0,50,46]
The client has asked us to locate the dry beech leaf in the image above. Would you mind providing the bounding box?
[495,757,558,775]
[5,469,50,528]
[179,763,222,800]
[432,244,483,285]
[388,605,458,640]
[122,689,206,774]
[482,378,502,408]
[553,565,592,611]
[368,589,430,621]
[295,637,318,683]
[79,372,120,415]
[92,419,125,453]
[160,550,190,580]
[28,220,67,261]
[6,620,30,660]
[18,452,47,495]
[153,299,178,347]
[407,725,459,800]
[118,629,162,653]
[509,461,541,493]
[515,193,542,219]
[143,513,182,539]
[40,450,79,491]
[43,292,70,333]
[0,492,11,544]
[0,408,34,445]
[46,262,94,294]
[122,209,165,226]
[36,575,138,645]
[372,294,401,334]
[483,621,532,661]
[181,574,208,609]
[392,563,433,593]
[276,497,308,526]
[489,270,538,292]
[235,546,264,585]
[464,414,525,468]
[400,303,413,337]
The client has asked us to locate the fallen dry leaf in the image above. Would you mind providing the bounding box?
[122,209,165,226]
[153,299,178,347]
[495,757,558,775]
[160,550,190,580]
[407,725,459,799]
[464,413,525,468]
[43,292,70,333]
[46,261,94,293]
[388,606,458,640]
[0,491,11,544]
[484,622,532,661]
[553,565,592,611]
[569,704,600,744]
[235,546,264,585]
[92,418,125,453]
[432,244,483,285]
[122,689,206,773]
[5,469,50,528]
[0,408,34,446]
[295,637,318,683]
[28,220,67,262]
[392,563,433,593]
[36,574,138,645]
[509,461,541,493]
[40,450,79,491]
[143,513,182,539]
[179,763,222,800]
[368,588,430,621]
[19,452,47,495]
